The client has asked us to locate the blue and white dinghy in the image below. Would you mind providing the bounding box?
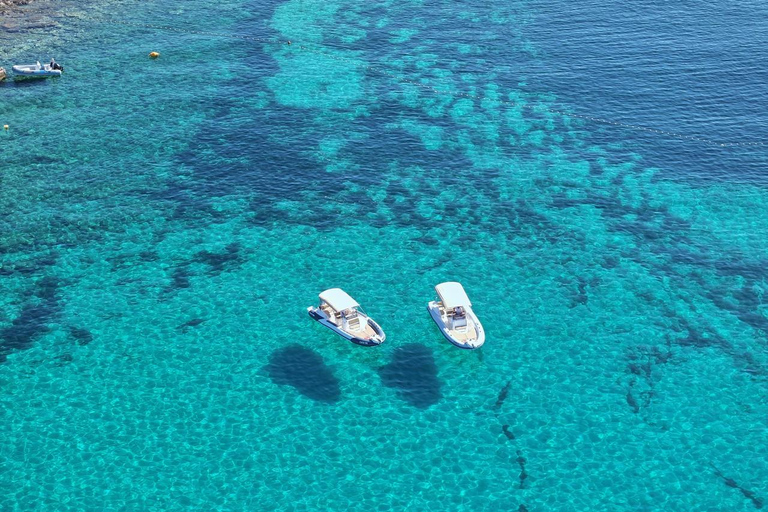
[427,282,485,349]
[12,60,63,78]
[308,288,386,346]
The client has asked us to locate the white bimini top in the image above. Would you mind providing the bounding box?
[319,288,359,312]
[435,282,471,310]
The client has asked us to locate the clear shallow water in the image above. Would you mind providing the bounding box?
[1,0,767,510]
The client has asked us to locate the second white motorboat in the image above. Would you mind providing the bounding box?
[307,288,386,346]
[12,61,63,78]
[427,282,485,349]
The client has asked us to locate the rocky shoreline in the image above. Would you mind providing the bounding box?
[0,0,32,14]
[1,0,105,62]
[0,0,61,34]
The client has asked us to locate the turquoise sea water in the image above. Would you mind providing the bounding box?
[1,0,767,510]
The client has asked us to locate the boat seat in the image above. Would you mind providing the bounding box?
[346,315,361,331]
[452,307,468,331]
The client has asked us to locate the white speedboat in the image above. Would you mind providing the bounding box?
[12,62,62,78]
[427,282,485,349]
[307,288,386,346]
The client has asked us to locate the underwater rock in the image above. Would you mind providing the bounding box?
[0,295,61,362]
[626,382,640,414]
[711,464,764,509]
[177,318,206,333]
[516,450,528,489]
[54,353,73,366]
[494,380,512,411]
[193,242,244,274]
[68,327,94,346]
[162,265,193,295]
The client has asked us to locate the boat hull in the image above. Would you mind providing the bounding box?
[427,301,485,349]
[0,68,6,81]
[307,307,386,346]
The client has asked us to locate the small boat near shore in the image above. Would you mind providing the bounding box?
[308,288,386,346]
[428,282,485,349]
[12,61,63,78]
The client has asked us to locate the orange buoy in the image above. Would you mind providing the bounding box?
[149,52,160,59]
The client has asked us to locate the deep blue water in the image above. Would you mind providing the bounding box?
[522,0,768,184]
[1,0,767,510]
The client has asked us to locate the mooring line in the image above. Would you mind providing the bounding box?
[99,19,766,148]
